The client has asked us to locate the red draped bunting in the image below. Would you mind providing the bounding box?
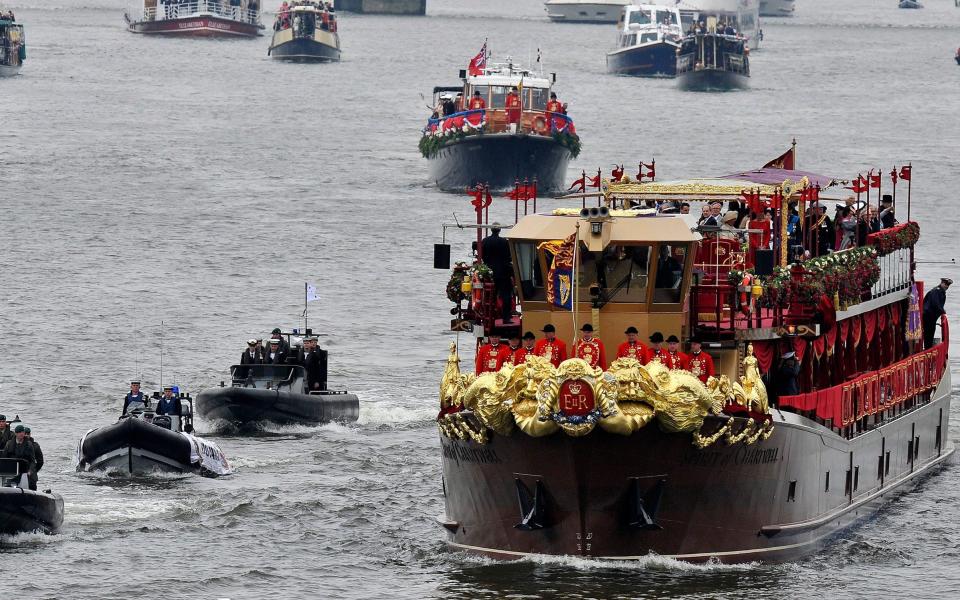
[751,341,776,373]
[864,310,876,347]
[793,338,807,362]
[891,302,901,325]
[826,324,837,355]
[878,306,887,331]
[852,316,862,346]
[813,335,826,358]
[839,319,850,345]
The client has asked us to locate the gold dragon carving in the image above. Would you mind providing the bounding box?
[437,343,774,447]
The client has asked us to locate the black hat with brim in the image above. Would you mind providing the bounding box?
[272,328,282,334]
[649,332,664,343]
[881,194,893,204]
[581,324,594,332]
[0,415,6,421]
[13,425,24,433]
[542,324,556,333]
[625,326,639,334]
[667,335,680,343]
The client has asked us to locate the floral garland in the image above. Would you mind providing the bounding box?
[419,126,484,159]
[446,262,493,303]
[734,246,881,310]
[552,131,582,159]
[866,221,920,256]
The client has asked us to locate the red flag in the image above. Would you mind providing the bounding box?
[468,185,484,208]
[869,172,881,189]
[504,184,520,200]
[643,162,656,180]
[588,174,601,188]
[890,168,898,186]
[568,175,585,192]
[485,186,492,207]
[467,41,487,77]
[768,189,783,210]
[899,165,912,181]
[636,164,645,182]
[846,174,867,194]
[762,146,795,170]
[611,165,624,181]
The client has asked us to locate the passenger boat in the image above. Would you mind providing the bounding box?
[77,390,232,477]
[544,0,630,23]
[898,0,923,8]
[676,24,750,91]
[759,0,794,17]
[421,56,580,193]
[0,459,64,535]
[0,13,24,77]
[606,4,684,77]
[670,0,761,51]
[268,1,340,61]
[124,0,264,37]
[433,150,952,562]
[196,331,359,427]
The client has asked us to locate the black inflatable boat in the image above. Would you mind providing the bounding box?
[77,394,231,477]
[197,363,359,426]
[0,458,64,535]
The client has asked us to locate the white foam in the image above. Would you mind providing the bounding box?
[0,531,62,546]
[452,551,761,572]
[357,402,434,427]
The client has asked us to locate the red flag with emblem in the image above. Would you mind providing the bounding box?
[467,41,487,77]
[869,172,881,189]
[643,161,656,180]
[899,165,912,181]
[762,146,795,170]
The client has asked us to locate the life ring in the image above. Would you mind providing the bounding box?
[533,115,549,136]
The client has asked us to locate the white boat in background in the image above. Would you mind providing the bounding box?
[606,4,684,77]
[759,0,794,17]
[544,0,630,23]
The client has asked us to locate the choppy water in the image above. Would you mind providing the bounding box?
[1,0,959,597]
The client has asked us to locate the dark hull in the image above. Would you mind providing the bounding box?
[77,417,195,475]
[606,42,679,77]
[428,134,573,193]
[195,387,360,426]
[269,37,340,61]
[0,488,64,535]
[439,382,952,562]
[677,68,749,91]
[127,15,262,37]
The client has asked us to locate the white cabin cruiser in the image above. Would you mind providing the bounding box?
[606,4,684,76]
[544,0,630,23]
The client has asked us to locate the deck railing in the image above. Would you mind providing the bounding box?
[871,247,911,298]
[425,109,575,137]
[135,1,261,24]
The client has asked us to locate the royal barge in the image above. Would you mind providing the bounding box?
[433,150,952,562]
[125,0,264,37]
[421,49,580,193]
[268,1,340,61]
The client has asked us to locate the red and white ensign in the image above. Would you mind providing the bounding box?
[559,379,595,416]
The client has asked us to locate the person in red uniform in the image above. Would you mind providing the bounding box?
[664,335,687,370]
[505,86,521,132]
[645,331,668,365]
[469,90,486,110]
[504,332,522,365]
[534,324,567,367]
[572,324,606,370]
[513,331,536,365]
[683,338,715,384]
[475,332,511,375]
[616,326,648,364]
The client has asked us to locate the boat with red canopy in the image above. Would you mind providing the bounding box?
[432,146,952,562]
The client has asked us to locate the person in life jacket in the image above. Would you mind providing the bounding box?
[505,86,521,132]
[123,380,147,415]
[534,324,568,367]
[476,332,512,375]
[616,326,648,364]
[573,324,606,370]
[469,90,486,110]
[155,386,183,417]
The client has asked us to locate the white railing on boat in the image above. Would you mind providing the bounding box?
[131,1,262,25]
[871,247,912,299]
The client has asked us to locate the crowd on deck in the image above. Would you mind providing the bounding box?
[0,414,44,491]
[233,328,328,391]
[158,0,260,22]
[274,1,335,33]
[686,18,739,37]
[1,11,15,21]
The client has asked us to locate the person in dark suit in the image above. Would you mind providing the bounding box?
[0,414,12,449]
[776,351,801,397]
[24,426,41,490]
[266,338,288,364]
[238,339,265,379]
[481,223,514,323]
[923,278,952,349]
[155,386,183,417]
[879,195,897,229]
[269,328,290,355]
[298,336,328,392]
[1,425,36,489]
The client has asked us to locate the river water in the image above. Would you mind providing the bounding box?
[1,0,959,597]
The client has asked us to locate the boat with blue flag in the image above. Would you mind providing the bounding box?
[606,4,684,77]
[421,45,581,193]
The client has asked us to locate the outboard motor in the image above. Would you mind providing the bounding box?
[152,415,173,430]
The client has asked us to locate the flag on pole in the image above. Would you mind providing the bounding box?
[467,41,487,76]
[762,146,796,170]
[306,283,320,302]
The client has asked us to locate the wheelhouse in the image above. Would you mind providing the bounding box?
[615,4,683,49]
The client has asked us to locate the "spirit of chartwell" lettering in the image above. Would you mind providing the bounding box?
[442,441,502,466]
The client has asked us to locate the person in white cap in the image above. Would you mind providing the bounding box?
[240,339,265,366]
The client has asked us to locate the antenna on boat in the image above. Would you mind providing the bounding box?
[159,320,164,389]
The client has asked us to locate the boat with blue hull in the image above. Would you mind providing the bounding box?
[268,2,340,62]
[607,4,683,77]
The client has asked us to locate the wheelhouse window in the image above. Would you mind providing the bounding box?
[471,85,490,105]
[653,244,687,303]
[640,32,658,44]
[527,88,548,111]
[514,241,545,301]
[629,10,652,26]
[658,11,678,26]
[489,85,511,108]
[619,33,637,48]
[578,244,651,303]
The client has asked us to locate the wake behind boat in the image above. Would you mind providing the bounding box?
[196,330,359,427]
[606,4,683,77]
[0,11,24,77]
[77,386,231,477]
[268,1,340,61]
[421,44,581,193]
[124,0,264,37]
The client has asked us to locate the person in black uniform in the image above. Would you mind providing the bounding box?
[238,338,265,379]
[481,222,515,323]
[155,386,183,417]
[879,195,897,229]
[2,425,36,490]
[0,414,11,448]
[266,338,288,364]
[269,328,290,355]
[923,278,952,349]
[24,426,41,490]
[122,380,147,415]
[298,336,328,392]
[776,351,801,397]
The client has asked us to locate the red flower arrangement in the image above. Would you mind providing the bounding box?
[866,221,920,256]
